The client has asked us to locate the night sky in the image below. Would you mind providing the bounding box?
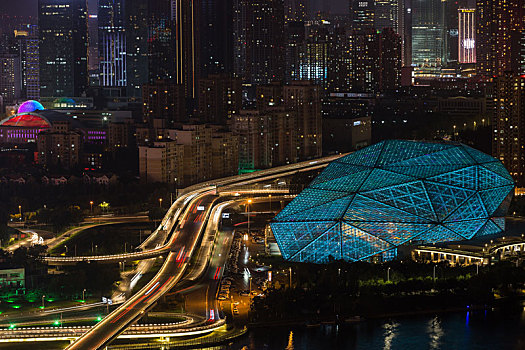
[1,0,349,18]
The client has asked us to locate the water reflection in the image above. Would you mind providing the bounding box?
[285,331,294,350]
[382,320,399,350]
[427,316,443,350]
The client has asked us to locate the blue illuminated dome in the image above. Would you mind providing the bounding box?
[271,140,515,264]
[17,100,44,114]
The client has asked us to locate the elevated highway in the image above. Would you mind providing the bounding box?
[5,155,343,348]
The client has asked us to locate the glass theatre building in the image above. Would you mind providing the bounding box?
[271,140,514,264]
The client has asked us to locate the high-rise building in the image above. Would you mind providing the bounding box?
[200,0,234,77]
[244,0,285,84]
[299,22,330,88]
[0,54,21,105]
[142,80,186,127]
[284,0,307,22]
[374,0,398,31]
[233,0,247,80]
[198,74,242,125]
[327,27,352,92]
[492,73,525,186]
[173,0,199,99]
[379,28,402,91]
[284,21,305,83]
[15,25,40,100]
[411,0,447,69]
[458,9,476,64]
[350,0,375,31]
[476,0,525,78]
[126,0,174,97]
[283,81,322,160]
[139,140,184,184]
[88,10,99,86]
[98,0,126,87]
[348,30,380,92]
[233,108,294,171]
[125,0,148,97]
[38,0,88,97]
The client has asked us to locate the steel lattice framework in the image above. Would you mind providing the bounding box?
[271,140,515,263]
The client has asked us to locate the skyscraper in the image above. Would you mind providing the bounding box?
[98,0,126,87]
[200,0,234,77]
[126,0,174,97]
[15,24,40,100]
[299,21,330,88]
[38,0,88,97]
[244,0,285,84]
[492,73,525,186]
[411,0,447,69]
[350,0,375,31]
[458,9,475,64]
[374,0,398,31]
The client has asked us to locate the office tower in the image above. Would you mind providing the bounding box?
[125,0,148,97]
[492,73,525,186]
[198,74,242,125]
[374,0,398,31]
[126,0,174,98]
[399,0,412,66]
[39,0,88,97]
[350,0,375,31]
[148,1,175,83]
[15,24,40,100]
[284,0,307,22]
[88,11,99,86]
[142,80,186,127]
[285,21,306,83]
[173,0,199,100]
[200,0,234,77]
[98,0,126,87]
[0,54,21,105]
[476,0,525,78]
[411,0,447,69]
[458,9,476,64]
[244,0,285,84]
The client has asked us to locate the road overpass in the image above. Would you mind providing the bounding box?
[62,156,341,349]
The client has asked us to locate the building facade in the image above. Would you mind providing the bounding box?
[39,0,88,97]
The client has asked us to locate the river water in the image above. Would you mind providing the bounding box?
[226,307,525,350]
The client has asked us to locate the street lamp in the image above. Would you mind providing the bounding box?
[42,295,45,309]
[18,205,22,220]
[269,194,272,212]
[387,267,391,282]
[64,245,68,255]
[82,289,86,302]
[90,201,94,215]
[159,198,163,208]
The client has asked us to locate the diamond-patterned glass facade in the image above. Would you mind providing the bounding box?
[271,140,515,263]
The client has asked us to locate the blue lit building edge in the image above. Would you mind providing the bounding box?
[271,140,515,264]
